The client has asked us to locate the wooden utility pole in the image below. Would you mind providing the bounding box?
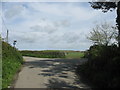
[6,30,9,43]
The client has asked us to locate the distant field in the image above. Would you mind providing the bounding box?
[65,51,85,59]
[20,50,85,59]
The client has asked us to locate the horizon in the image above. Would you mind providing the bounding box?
[19,48,86,51]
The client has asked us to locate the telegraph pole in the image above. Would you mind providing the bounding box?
[6,30,9,43]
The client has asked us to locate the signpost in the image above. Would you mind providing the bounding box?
[13,40,17,48]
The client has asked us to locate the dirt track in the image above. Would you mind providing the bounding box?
[14,56,91,89]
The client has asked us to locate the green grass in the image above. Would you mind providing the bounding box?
[2,41,23,88]
[65,51,85,59]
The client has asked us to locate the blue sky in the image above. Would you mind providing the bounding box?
[2,2,116,51]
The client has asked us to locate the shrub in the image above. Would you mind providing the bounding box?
[76,44,120,88]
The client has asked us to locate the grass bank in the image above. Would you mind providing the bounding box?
[2,41,23,88]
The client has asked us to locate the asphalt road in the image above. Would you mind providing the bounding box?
[14,56,91,89]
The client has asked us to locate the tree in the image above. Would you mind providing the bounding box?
[89,0,120,47]
[87,22,117,46]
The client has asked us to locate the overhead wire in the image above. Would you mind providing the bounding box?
[0,3,10,43]
[0,14,9,43]
[1,15,8,31]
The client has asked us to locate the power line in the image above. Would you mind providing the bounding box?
[0,13,9,31]
[1,16,8,31]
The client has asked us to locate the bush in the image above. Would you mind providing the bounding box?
[88,45,118,70]
[76,44,120,88]
[2,42,23,88]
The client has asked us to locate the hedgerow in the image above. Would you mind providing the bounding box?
[76,44,120,88]
[20,50,65,58]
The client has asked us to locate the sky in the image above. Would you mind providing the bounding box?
[1,2,117,51]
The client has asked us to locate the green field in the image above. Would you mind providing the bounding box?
[65,51,85,59]
[20,50,85,59]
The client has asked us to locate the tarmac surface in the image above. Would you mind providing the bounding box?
[14,56,91,89]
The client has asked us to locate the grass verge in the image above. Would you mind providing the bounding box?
[2,41,23,88]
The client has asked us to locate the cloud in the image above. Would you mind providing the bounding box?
[30,19,71,34]
[54,20,71,27]
[48,31,89,46]
[31,25,56,34]
[4,4,25,19]
[9,30,49,44]
[10,32,36,43]
[62,32,80,43]
[28,3,100,21]
[30,19,57,34]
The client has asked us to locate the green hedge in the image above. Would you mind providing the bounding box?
[20,50,65,58]
[2,42,23,88]
[76,45,120,88]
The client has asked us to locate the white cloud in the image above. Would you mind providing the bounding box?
[54,20,71,27]
[4,4,25,19]
[28,3,100,21]
[30,19,71,34]
[30,22,56,34]
[2,0,92,2]
[62,32,80,43]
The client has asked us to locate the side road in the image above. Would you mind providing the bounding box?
[14,56,91,89]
